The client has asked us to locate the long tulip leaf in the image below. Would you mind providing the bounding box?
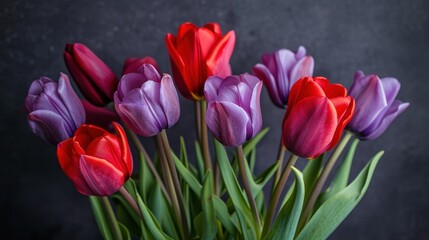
[296,151,383,240]
[89,196,114,240]
[201,171,217,240]
[266,167,305,240]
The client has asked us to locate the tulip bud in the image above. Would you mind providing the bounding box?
[81,100,119,130]
[347,71,409,140]
[64,43,118,106]
[282,77,355,158]
[253,46,314,108]
[57,122,132,196]
[204,74,263,147]
[25,73,85,145]
[166,22,236,100]
[122,56,160,75]
[114,64,180,137]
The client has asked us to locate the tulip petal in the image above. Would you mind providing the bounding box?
[25,77,52,111]
[206,30,235,78]
[287,77,325,111]
[203,22,222,35]
[380,77,400,106]
[349,75,387,132]
[160,74,180,127]
[253,63,284,107]
[289,56,314,88]
[314,77,347,98]
[112,122,133,178]
[64,49,107,106]
[73,124,107,150]
[72,44,117,101]
[116,103,160,137]
[85,134,122,172]
[361,100,410,140]
[137,64,161,82]
[283,97,338,158]
[275,49,296,102]
[249,81,263,139]
[204,76,223,102]
[326,96,355,150]
[79,155,124,196]
[206,101,249,147]
[122,57,160,75]
[81,100,118,129]
[57,139,94,195]
[117,73,147,100]
[295,46,307,59]
[58,73,85,129]
[177,22,198,40]
[28,110,71,144]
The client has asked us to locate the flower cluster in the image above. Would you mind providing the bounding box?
[24,21,409,240]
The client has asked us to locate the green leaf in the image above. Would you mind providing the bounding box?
[296,151,383,240]
[139,152,155,202]
[116,201,141,237]
[214,140,258,240]
[243,127,269,155]
[249,148,256,172]
[201,171,217,240]
[118,222,131,240]
[136,193,173,240]
[282,155,323,208]
[194,141,205,181]
[213,197,237,234]
[173,153,203,197]
[89,196,114,240]
[266,167,305,240]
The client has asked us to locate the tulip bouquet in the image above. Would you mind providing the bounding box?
[24,22,409,240]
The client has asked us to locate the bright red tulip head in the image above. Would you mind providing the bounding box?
[57,122,132,196]
[282,77,355,158]
[166,22,236,100]
[64,43,118,106]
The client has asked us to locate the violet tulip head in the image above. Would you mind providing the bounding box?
[57,122,133,196]
[64,43,118,106]
[122,56,160,75]
[253,46,314,108]
[204,74,263,147]
[282,77,355,158]
[166,22,236,100]
[114,64,180,137]
[25,73,85,145]
[347,71,409,140]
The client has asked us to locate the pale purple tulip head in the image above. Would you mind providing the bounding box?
[25,73,86,145]
[114,64,180,137]
[253,46,314,108]
[347,71,409,140]
[204,74,263,147]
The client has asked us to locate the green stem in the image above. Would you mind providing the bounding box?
[262,154,299,236]
[155,134,184,237]
[200,100,213,174]
[195,102,202,142]
[273,143,287,187]
[126,129,171,204]
[297,131,353,232]
[101,197,123,240]
[237,145,261,226]
[119,187,142,218]
[159,131,190,239]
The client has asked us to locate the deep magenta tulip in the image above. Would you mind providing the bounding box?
[282,77,355,158]
[114,64,180,137]
[347,71,409,140]
[204,74,263,147]
[253,46,314,108]
[64,43,118,106]
[122,56,160,75]
[25,73,85,145]
[166,22,236,100]
[81,100,119,130]
[57,122,133,196]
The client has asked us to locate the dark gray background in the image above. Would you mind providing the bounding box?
[1,0,428,239]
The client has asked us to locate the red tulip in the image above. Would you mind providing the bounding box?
[282,77,355,158]
[64,43,118,106]
[166,22,236,100]
[57,122,132,196]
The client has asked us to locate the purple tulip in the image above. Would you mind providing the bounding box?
[347,71,409,140]
[204,74,263,147]
[25,73,86,145]
[253,46,314,108]
[114,64,180,137]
